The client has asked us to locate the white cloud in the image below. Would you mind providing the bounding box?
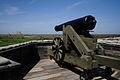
[67,1,83,9]
[6,6,23,15]
[0,20,8,23]
[0,12,2,16]
[30,0,37,4]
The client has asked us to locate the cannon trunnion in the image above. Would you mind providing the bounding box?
[48,15,120,79]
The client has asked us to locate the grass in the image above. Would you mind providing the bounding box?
[92,34,120,38]
[0,34,119,47]
[0,34,62,47]
[0,39,36,47]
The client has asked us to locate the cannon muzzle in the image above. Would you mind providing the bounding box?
[55,15,96,31]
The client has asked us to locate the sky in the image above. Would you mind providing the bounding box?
[0,0,120,34]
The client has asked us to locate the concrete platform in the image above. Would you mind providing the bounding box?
[24,58,120,80]
[24,59,80,80]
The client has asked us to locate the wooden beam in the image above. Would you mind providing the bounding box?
[96,55,120,70]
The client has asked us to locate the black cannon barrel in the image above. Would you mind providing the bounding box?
[55,15,96,31]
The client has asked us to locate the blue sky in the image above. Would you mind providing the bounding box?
[0,0,120,34]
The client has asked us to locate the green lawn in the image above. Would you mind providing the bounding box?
[0,39,36,47]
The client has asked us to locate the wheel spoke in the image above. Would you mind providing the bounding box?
[58,45,62,49]
[52,45,57,50]
[58,52,62,59]
[59,49,63,53]
[53,50,56,53]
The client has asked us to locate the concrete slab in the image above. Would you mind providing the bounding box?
[24,59,80,80]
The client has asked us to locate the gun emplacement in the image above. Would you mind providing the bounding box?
[48,15,120,79]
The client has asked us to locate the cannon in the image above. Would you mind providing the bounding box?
[55,15,96,32]
[48,15,120,79]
